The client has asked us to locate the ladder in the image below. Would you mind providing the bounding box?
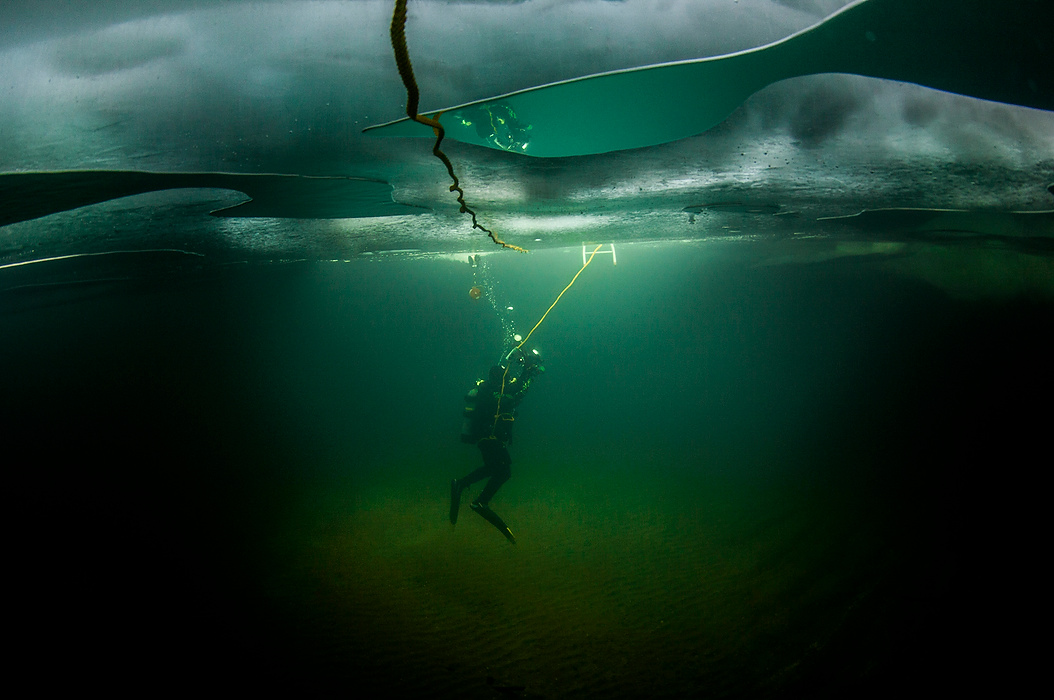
[582,243,617,266]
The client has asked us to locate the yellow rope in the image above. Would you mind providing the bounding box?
[516,244,604,352]
[389,0,526,253]
[490,244,604,434]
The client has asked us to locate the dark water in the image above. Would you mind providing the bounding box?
[3,242,1049,696]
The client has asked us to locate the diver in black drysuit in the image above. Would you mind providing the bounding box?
[450,353,543,543]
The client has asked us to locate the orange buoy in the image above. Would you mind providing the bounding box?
[468,286,483,300]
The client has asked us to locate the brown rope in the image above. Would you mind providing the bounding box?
[389,0,526,252]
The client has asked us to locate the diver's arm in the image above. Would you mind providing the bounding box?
[501,368,540,407]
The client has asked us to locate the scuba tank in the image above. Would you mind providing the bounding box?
[459,350,542,444]
[460,382,483,443]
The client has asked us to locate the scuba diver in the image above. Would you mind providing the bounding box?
[450,348,545,544]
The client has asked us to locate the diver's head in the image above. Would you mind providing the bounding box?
[523,347,542,366]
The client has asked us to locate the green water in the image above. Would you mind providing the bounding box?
[3,241,1048,696]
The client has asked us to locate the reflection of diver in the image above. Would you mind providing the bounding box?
[450,349,545,543]
[471,102,531,152]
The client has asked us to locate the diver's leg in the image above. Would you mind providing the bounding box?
[472,438,512,506]
[452,465,490,522]
[458,437,503,486]
[464,440,516,542]
[456,465,492,487]
[452,444,498,525]
[469,449,514,543]
[474,460,511,506]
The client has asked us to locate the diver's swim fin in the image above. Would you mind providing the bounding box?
[470,502,516,544]
[450,479,462,525]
